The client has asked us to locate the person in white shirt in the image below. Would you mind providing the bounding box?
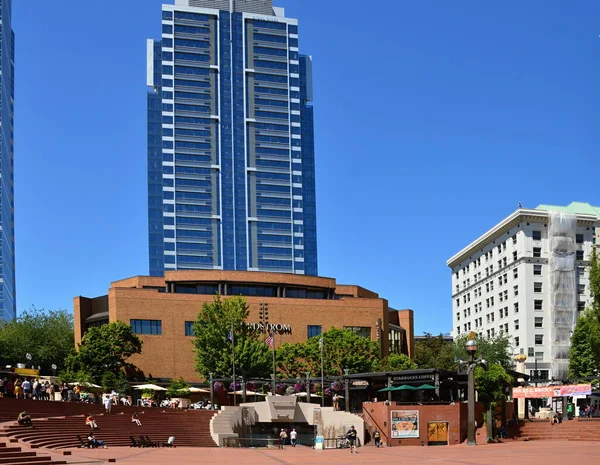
[22,379,32,399]
[104,395,112,414]
[290,428,297,447]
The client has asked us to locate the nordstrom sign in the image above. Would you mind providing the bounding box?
[247,322,291,333]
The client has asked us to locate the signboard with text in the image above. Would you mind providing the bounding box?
[391,410,419,438]
[512,384,592,399]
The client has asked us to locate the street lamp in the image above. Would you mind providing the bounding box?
[51,364,57,377]
[209,373,214,409]
[25,353,32,368]
[463,338,486,446]
[305,371,311,404]
[344,368,350,413]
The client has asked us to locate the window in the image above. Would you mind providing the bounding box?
[456,299,460,307]
[533,247,541,258]
[498,276,503,286]
[534,282,542,293]
[535,334,543,345]
[578,284,585,294]
[534,300,543,311]
[515,336,520,347]
[499,308,504,318]
[578,267,585,277]
[503,257,507,267]
[230,285,278,297]
[576,250,584,261]
[532,230,541,241]
[513,251,518,262]
[491,297,495,306]
[487,314,490,324]
[504,323,509,332]
[514,285,519,296]
[307,325,322,338]
[533,264,542,275]
[576,233,584,244]
[528,347,534,357]
[514,302,519,313]
[344,326,371,339]
[512,234,517,244]
[286,288,327,299]
[185,321,194,337]
[514,320,519,330]
[534,317,543,328]
[513,267,518,279]
[456,312,460,321]
[131,319,162,335]
[578,301,585,312]
[457,327,461,335]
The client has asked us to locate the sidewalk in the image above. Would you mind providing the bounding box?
[63,440,600,465]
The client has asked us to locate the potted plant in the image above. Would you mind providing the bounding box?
[167,377,192,408]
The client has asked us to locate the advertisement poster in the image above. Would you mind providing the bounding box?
[390,410,419,438]
[512,384,592,399]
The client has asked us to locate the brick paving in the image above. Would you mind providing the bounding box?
[61,441,600,465]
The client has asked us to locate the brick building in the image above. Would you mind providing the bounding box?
[74,270,414,382]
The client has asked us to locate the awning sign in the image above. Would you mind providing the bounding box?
[512,384,592,399]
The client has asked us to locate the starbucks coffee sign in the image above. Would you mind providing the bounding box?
[247,322,291,333]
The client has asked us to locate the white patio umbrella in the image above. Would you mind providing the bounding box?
[68,382,102,389]
[187,387,210,393]
[228,390,266,396]
[132,383,167,391]
[294,392,321,398]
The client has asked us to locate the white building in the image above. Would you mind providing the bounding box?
[447,202,600,383]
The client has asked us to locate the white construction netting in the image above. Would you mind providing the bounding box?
[548,211,577,380]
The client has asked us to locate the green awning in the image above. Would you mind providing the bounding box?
[378,386,396,392]
[378,384,417,392]
[415,384,436,390]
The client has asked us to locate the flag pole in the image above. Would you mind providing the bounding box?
[232,322,236,407]
[320,336,324,407]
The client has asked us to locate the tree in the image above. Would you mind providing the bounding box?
[101,371,130,394]
[453,333,512,367]
[167,377,191,398]
[191,295,272,379]
[454,333,513,440]
[413,333,456,370]
[276,328,380,378]
[377,353,418,372]
[68,321,142,382]
[570,248,600,380]
[0,308,74,373]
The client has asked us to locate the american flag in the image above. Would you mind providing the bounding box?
[264,331,274,348]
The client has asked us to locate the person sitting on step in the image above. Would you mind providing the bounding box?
[132,412,142,426]
[17,410,33,428]
[87,432,107,449]
[86,414,98,429]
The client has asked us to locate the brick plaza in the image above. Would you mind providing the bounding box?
[53,441,600,465]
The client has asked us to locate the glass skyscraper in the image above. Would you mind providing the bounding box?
[0,0,15,321]
[147,0,317,276]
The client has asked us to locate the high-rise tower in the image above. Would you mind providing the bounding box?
[147,0,318,276]
[0,0,15,320]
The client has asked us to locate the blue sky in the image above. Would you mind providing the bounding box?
[13,1,599,334]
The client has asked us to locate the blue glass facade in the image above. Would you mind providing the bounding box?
[0,0,15,320]
[148,1,317,276]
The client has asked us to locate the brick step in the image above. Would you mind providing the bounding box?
[0,451,36,459]
[0,456,58,465]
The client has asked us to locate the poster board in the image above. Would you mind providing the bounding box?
[390,410,419,438]
[512,384,592,399]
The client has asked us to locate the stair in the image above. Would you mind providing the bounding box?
[508,418,600,442]
[0,441,66,465]
[0,397,217,449]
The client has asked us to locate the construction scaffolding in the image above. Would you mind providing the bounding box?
[548,211,577,380]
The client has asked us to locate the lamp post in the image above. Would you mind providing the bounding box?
[26,353,32,369]
[305,372,311,404]
[344,368,350,413]
[466,339,478,446]
[209,373,214,409]
[51,364,57,378]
